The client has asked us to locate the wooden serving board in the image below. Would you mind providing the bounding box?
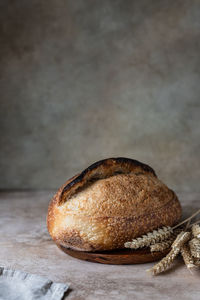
[57,244,170,265]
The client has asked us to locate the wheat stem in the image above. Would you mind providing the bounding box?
[172,209,200,230]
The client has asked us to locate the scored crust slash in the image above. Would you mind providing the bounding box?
[47,157,182,253]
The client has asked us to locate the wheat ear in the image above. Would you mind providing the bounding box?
[124,226,173,249]
[148,247,180,275]
[148,231,191,275]
[150,229,182,252]
[189,238,200,258]
[192,224,200,239]
[180,244,195,271]
[172,231,191,249]
[150,238,174,252]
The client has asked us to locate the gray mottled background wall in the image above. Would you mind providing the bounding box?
[0,0,200,191]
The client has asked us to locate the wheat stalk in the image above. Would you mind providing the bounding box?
[124,226,173,249]
[148,231,191,275]
[125,208,200,275]
[189,238,200,258]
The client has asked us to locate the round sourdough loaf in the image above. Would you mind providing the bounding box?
[47,157,181,252]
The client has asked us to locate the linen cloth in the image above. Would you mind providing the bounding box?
[0,267,69,300]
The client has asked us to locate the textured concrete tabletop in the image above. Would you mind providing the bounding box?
[0,191,200,300]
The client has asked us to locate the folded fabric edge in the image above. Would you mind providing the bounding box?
[51,283,69,300]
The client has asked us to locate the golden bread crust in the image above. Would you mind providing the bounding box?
[47,158,182,252]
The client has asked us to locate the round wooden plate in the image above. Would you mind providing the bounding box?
[57,244,170,265]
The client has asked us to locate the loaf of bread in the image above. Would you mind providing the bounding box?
[47,157,181,252]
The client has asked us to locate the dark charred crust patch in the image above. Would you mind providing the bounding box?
[59,157,156,205]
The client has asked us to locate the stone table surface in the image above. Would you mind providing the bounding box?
[0,191,200,300]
